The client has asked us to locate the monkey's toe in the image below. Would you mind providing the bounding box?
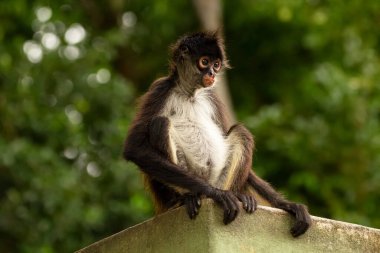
[223,207,239,225]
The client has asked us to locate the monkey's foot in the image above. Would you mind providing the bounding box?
[236,193,257,213]
[209,189,240,225]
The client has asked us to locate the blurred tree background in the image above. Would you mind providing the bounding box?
[1,0,380,252]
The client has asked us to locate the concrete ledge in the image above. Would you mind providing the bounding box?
[77,200,380,253]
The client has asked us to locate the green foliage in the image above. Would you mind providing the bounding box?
[1,0,380,252]
[225,0,380,228]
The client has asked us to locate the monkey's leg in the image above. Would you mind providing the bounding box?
[149,116,202,218]
[247,172,311,237]
[215,124,257,213]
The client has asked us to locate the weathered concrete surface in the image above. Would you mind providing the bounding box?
[76,200,380,253]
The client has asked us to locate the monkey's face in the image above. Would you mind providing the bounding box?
[175,48,222,89]
[171,32,228,90]
[197,56,222,87]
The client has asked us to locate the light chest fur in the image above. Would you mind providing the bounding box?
[160,88,229,186]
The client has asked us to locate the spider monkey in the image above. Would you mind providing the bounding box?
[123,31,311,237]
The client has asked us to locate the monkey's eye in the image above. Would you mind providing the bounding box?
[199,57,210,69]
[213,61,221,72]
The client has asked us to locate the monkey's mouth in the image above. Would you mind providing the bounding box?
[202,75,215,87]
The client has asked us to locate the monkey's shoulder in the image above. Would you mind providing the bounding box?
[148,76,176,94]
[136,76,176,119]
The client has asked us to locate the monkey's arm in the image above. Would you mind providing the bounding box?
[124,117,241,224]
[210,91,230,133]
[149,116,202,219]
[247,172,311,237]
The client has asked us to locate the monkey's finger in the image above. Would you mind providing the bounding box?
[241,195,248,210]
[219,198,231,224]
[236,194,245,209]
[248,195,257,213]
[223,194,239,224]
[246,195,253,213]
[244,195,252,213]
[237,193,254,213]
[223,207,238,225]
[230,200,240,223]
[195,194,201,208]
[252,196,258,213]
[185,201,195,219]
[191,196,199,215]
[185,196,197,219]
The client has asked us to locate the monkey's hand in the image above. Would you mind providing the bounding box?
[236,193,257,214]
[182,193,201,220]
[206,189,240,225]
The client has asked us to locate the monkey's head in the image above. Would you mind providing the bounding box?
[170,31,229,90]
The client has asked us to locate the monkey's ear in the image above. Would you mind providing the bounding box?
[223,60,232,70]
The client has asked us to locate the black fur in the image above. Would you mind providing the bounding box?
[170,31,229,71]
